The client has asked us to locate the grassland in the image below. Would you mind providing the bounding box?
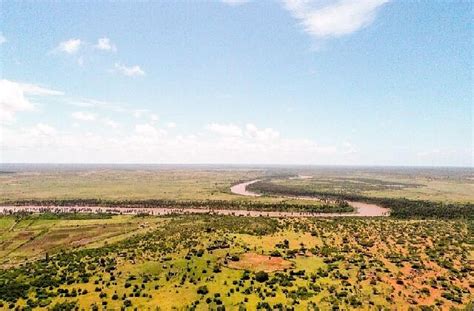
[0,214,472,310]
[0,166,472,203]
[0,165,472,310]
[0,214,165,268]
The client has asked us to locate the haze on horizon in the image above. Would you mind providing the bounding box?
[0,1,472,166]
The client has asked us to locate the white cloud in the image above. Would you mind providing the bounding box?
[0,80,62,122]
[114,63,146,77]
[245,123,280,141]
[102,118,119,128]
[18,82,64,96]
[30,123,57,136]
[0,80,34,122]
[56,38,82,54]
[134,123,167,139]
[1,121,346,164]
[283,0,389,38]
[166,122,176,128]
[221,0,250,6]
[71,111,97,121]
[95,37,117,52]
[206,123,243,137]
[150,114,159,122]
[0,33,6,45]
[133,109,149,118]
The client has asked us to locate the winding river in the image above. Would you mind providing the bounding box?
[230,179,389,217]
[0,179,389,218]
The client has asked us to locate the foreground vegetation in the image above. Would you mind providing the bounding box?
[0,214,472,310]
[0,166,472,309]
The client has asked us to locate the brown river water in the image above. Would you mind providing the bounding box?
[0,180,389,218]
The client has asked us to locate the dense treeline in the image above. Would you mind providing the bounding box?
[0,198,353,214]
[247,181,474,219]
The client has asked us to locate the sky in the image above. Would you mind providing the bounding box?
[0,0,472,166]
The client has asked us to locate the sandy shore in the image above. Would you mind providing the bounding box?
[230,180,261,197]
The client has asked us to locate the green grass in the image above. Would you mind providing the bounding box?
[1,167,472,204]
[0,215,472,310]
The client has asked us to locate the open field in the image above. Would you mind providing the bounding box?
[0,214,165,268]
[0,214,472,310]
[0,165,473,310]
[1,165,472,203]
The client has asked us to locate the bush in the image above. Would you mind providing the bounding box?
[197,285,209,295]
[255,271,269,283]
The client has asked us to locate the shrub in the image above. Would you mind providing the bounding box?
[255,271,269,283]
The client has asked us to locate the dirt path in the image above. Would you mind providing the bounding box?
[230,179,389,217]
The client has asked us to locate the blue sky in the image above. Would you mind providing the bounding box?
[0,0,472,165]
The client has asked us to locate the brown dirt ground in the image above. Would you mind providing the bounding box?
[227,252,293,272]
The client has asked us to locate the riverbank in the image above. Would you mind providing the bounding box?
[230,179,390,217]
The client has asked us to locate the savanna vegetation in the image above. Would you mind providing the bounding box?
[0,165,472,309]
[0,214,472,310]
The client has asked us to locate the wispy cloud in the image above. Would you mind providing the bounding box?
[18,82,64,96]
[114,63,146,77]
[283,0,389,38]
[0,33,6,45]
[56,38,82,54]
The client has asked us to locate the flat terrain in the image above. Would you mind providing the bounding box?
[0,165,472,310]
[1,165,472,203]
[0,214,471,310]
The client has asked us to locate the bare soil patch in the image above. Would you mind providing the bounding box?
[227,253,293,272]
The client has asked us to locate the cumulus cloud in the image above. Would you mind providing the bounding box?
[1,123,345,164]
[283,0,389,38]
[114,63,146,77]
[71,111,97,121]
[0,80,63,122]
[0,80,34,122]
[134,123,168,141]
[94,37,117,52]
[206,123,243,137]
[245,123,280,141]
[56,38,82,54]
